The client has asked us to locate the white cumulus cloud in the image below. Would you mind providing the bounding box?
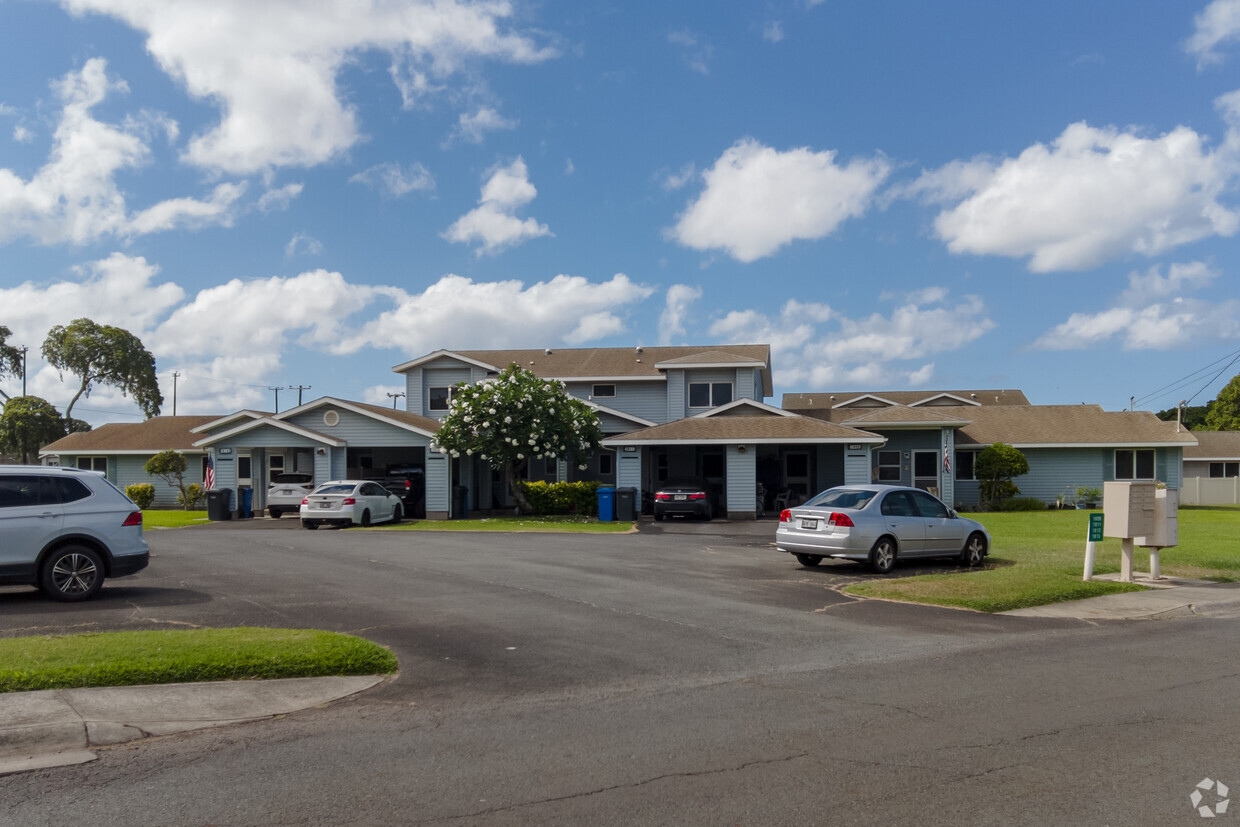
[60,0,554,174]
[1186,0,1240,68]
[442,157,552,255]
[1032,262,1240,350]
[448,107,518,145]
[906,110,1240,272]
[669,139,892,262]
[349,162,435,197]
[0,59,243,245]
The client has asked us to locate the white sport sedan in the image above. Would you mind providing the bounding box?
[300,480,403,529]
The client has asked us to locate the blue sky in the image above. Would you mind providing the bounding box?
[1,0,1239,425]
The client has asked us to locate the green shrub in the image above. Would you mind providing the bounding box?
[126,483,156,509]
[177,483,205,509]
[517,480,602,515]
[990,496,1048,512]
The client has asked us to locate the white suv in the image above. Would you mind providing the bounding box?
[0,465,150,601]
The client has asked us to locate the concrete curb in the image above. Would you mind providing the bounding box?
[0,675,384,777]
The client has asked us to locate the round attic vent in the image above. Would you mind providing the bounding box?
[323,410,340,427]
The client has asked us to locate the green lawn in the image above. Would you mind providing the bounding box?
[0,628,398,693]
[143,509,210,528]
[372,514,635,532]
[843,506,1240,613]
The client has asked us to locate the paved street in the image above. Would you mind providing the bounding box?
[2,523,1238,825]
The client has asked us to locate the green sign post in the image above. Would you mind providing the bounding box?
[1088,513,1105,543]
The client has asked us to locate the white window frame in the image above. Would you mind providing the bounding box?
[428,386,456,411]
[1115,449,1155,481]
[688,381,734,409]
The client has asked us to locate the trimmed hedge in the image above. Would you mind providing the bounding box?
[517,480,602,515]
[126,483,156,509]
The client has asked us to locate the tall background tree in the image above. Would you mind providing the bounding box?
[1201,373,1240,431]
[42,318,162,424]
[0,325,24,400]
[0,396,66,464]
[432,364,604,513]
[1156,403,1211,431]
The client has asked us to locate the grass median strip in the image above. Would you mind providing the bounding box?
[843,507,1239,613]
[0,628,398,693]
[372,515,635,532]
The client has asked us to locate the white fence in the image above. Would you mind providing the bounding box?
[1180,476,1240,506]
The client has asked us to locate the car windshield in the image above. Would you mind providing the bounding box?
[272,474,313,485]
[804,488,875,510]
[313,484,355,495]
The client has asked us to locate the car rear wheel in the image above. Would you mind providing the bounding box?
[360,509,371,527]
[654,512,664,522]
[269,508,281,519]
[869,537,897,574]
[794,553,823,567]
[301,521,317,530]
[960,532,987,567]
[41,545,104,602]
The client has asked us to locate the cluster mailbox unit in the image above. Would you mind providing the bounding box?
[1102,481,1179,582]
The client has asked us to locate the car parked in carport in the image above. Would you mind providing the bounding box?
[267,472,315,518]
[775,484,989,573]
[300,480,403,529]
[653,479,716,521]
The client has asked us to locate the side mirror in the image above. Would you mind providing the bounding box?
[947,508,958,519]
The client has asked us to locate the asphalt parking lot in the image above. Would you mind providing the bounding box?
[5,521,1239,825]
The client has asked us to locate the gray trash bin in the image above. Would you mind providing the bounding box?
[452,485,469,519]
[615,487,637,521]
[206,489,232,521]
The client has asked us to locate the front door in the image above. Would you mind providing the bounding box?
[913,451,939,496]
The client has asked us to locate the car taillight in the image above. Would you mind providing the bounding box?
[688,492,706,500]
[655,493,671,500]
[343,497,356,505]
[122,511,142,527]
[828,512,855,528]
[301,497,309,505]
[779,509,792,522]
[404,479,412,491]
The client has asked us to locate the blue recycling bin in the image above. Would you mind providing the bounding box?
[239,486,253,519]
[597,487,615,522]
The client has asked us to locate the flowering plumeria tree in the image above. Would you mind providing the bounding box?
[432,364,604,514]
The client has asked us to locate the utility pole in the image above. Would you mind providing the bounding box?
[386,392,406,409]
[171,371,180,415]
[20,346,27,396]
[268,386,282,413]
[288,384,312,406]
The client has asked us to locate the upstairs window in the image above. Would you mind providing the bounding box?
[1115,449,1155,480]
[428,386,455,411]
[688,382,733,408]
[592,384,616,398]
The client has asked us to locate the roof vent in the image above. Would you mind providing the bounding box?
[544,348,553,355]
[635,346,643,353]
[970,393,977,399]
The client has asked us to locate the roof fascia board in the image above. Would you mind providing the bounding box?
[190,411,265,433]
[391,350,501,374]
[562,375,667,383]
[653,359,766,369]
[275,397,439,438]
[959,441,1197,449]
[833,394,898,409]
[192,418,345,448]
[40,448,206,457]
[844,421,970,429]
[909,393,981,407]
[603,436,885,446]
[584,401,658,427]
[694,398,796,418]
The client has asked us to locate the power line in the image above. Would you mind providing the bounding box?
[1132,346,1240,409]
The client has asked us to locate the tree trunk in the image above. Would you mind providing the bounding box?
[505,462,533,514]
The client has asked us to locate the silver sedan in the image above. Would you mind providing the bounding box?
[775,485,989,573]
[300,480,403,529]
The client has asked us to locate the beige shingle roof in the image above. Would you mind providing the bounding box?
[341,400,442,434]
[841,405,971,427]
[400,344,774,396]
[954,406,1196,447]
[783,389,1030,411]
[1184,430,1240,459]
[41,416,220,455]
[605,412,883,444]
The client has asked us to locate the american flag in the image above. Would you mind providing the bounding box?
[205,453,215,489]
[942,433,952,474]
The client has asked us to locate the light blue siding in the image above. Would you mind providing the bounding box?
[404,368,423,414]
[684,370,738,416]
[284,406,433,446]
[314,449,332,483]
[666,370,685,422]
[617,450,642,493]
[423,369,471,418]
[117,454,203,508]
[426,453,450,513]
[737,368,756,402]
[844,448,871,485]
[1014,447,1105,504]
[566,381,670,424]
[726,445,756,515]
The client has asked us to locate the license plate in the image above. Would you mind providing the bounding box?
[319,502,331,509]
[279,489,291,495]
[800,519,819,530]
[674,494,687,501]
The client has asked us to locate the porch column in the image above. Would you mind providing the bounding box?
[726,444,757,520]
[941,428,955,507]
